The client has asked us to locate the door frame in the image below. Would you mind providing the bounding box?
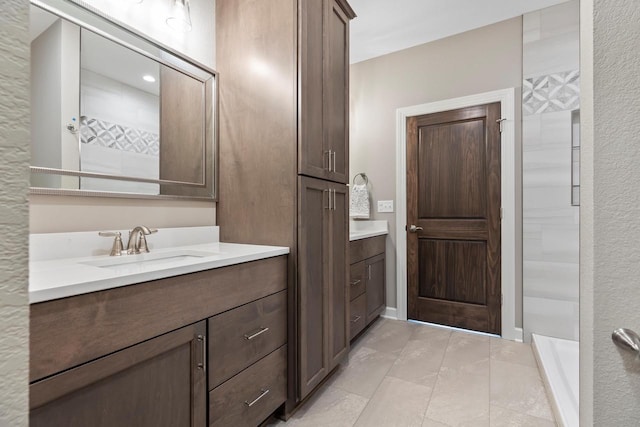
[395,88,520,341]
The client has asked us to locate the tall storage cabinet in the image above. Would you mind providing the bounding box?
[216,0,355,417]
[298,177,349,398]
[299,0,350,184]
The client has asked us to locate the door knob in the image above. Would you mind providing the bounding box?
[408,225,423,233]
[612,328,640,355]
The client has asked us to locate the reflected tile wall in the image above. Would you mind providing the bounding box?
[522,0,580,342]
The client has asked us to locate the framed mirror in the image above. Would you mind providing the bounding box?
[29,0,217,200]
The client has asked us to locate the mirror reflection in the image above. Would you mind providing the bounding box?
[80,28,161,194]
[29,2,215,199]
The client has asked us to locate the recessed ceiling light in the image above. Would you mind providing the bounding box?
[142,75,156,83]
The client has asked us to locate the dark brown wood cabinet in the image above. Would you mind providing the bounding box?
[216,0,355,416]
[349,235,386,341]
[298,176,349,399]
[299,0,351,184]
[30,321,207,427]
[29,257,288,427]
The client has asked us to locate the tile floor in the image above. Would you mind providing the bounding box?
[272,318,556,427]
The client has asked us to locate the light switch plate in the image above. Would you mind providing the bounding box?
[377,200,394,213]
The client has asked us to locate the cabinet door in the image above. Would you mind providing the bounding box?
[329,182,349,368]
[299,0,330,181]
[366,253,386,323]
[30,321,207,427]
[298,176,331,399]
[325,0,350,184]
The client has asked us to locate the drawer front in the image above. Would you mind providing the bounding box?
[209,346,286,427]
[349,261,365,301]
[208,290,287,388]
[350,235,385,264]
[349,293,366,340]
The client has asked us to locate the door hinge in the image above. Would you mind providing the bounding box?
[501,294,504,306]
[497,118,506,133]
[500,207,503,220]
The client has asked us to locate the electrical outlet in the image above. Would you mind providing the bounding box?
[377,200,394,213]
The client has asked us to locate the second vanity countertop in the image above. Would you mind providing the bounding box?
[29,227,289,304]
[349,220,389,241]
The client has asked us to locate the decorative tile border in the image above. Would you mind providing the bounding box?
[80,116,160,156]
[523,70,580,115]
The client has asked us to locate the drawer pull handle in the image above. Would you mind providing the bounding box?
[350,280,361,286]
[244,327,270,340]
[351,315,362,323]
[196,334,206,372]
[245,389,270,407]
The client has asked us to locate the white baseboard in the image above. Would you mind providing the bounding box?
[381,307,398,320]
[514,327,524,342]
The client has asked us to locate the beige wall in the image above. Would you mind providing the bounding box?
[30,0,217,233]
[350,17,524,325]
[0,0,30,424]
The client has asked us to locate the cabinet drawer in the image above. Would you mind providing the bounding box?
[208,290,287,389]
[349,261,365,301]
[349,293,366,340]
[209,346,286,427]
[350,235,385,264]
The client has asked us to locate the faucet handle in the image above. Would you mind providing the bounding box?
[138,228,158,253]
[99,231,124,256]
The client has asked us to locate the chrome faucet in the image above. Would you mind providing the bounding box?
[126,225,157,254]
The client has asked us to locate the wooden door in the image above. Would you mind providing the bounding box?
[329,182,349,368]
[30,321,207,427]
[298,176,330,399]
[365,253,386,323]
[325,0,349,184]
[406,103,502,334]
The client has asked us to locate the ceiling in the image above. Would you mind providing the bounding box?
[348,0,570,64]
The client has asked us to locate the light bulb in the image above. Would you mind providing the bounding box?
[166,0,192,33]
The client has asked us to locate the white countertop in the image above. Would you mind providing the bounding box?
[349,220,389,241]
[29,227,289,304]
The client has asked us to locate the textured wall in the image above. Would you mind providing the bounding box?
[0,0,30,425]
[350,18,523,322]
[586,0,640,424]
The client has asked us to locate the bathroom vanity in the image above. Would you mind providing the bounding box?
[349,221,388,340]
[28,228,289,427]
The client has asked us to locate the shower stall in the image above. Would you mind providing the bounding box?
[522,1,580,426]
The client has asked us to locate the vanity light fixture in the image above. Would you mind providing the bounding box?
[166,0,192,33]
[142,74,156,83]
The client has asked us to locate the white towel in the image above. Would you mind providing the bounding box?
[350,183,370,219]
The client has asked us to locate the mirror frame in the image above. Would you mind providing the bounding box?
[30,0,218,201]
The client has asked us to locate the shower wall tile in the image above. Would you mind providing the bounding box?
[522,0,579,79]
[523,71,580,115]
[522,0,580,342]
[523,296,579,341]
[539,0,580,40]
[80,143,159,194]
[523,34,579,79]
[522,11,541,44]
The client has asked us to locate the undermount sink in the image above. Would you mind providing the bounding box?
[81,250,218,269]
